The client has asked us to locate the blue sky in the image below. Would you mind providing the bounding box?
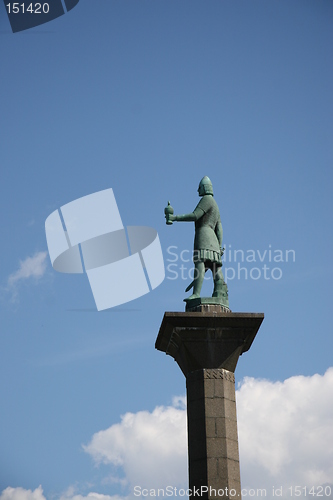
[0,1,332,499]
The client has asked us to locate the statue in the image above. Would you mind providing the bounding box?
[165,176,229,307]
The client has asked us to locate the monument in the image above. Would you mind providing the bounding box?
[156,177,264,499]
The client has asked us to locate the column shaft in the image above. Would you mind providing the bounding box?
[186,369,241,500]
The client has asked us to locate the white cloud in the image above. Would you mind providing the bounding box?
[58,486,125,500]
[7,251,48,288]
[5,251,48,301]
[83,396,188,491]
[237,368,333,494]
[0,486,46,500]
[64,496,122,500]
[0,487,123,500]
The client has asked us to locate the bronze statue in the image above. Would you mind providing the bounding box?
[165,176,229,306]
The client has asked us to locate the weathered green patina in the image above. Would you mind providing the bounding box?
[165,176,229,308]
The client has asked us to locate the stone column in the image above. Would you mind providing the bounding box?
[187,369,241,500]
[155,305,264,500]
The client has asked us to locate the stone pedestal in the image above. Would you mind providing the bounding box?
[155,306,264,500]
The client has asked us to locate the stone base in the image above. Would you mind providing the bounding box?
[185,298,231,313]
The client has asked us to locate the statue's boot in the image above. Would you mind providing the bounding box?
[184,281,202,301]
[184,262,205,302]
[184,293,200,302]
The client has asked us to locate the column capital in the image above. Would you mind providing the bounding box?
[155,311,264,375]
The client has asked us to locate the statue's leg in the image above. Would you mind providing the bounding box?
[212,266,225,297]
[193,261,205,296]
[212,267,229,307]
[186,261,205,300]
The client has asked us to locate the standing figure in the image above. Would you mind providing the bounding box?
[165,176,228,304]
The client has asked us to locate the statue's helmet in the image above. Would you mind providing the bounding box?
[198,176,213,196]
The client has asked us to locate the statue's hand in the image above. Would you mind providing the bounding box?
[166,214,176,222]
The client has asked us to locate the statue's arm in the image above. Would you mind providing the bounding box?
[170,207,205,222]
[216,221,223,248]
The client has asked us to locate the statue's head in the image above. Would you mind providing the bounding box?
[198,176,213,196]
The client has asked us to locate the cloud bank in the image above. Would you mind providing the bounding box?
[83,369,333,496]
[2,370,332,499]
[237,368,333,493]
[0,486,45,500]
[0,486,122,500]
